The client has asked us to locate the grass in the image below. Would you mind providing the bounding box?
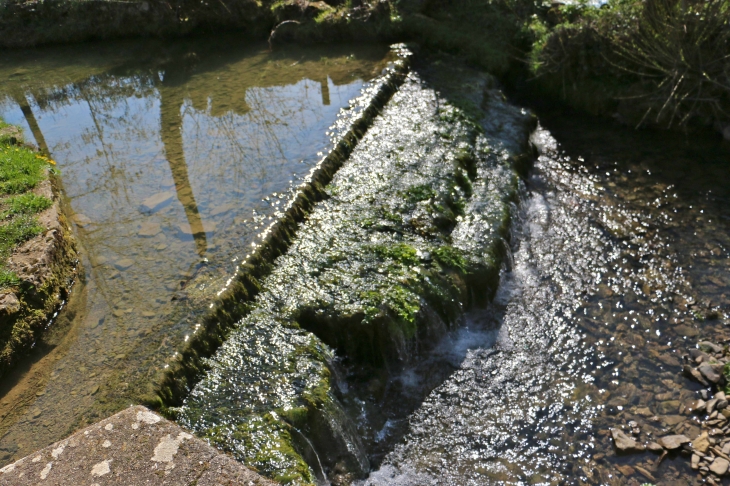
[525,0,730,129]
[0,119,55,290]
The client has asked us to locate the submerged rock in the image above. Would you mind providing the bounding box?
[611,429,645,453]
[176,51,534,484]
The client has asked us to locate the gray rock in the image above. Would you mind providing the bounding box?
[710,457,730,476]
[658,434,691,450]
[0,292,20,315]
[685,364,710,386]
[717,399,729,411]
[611,428,645,453]
[700,342,724,354]
[0,406,275,486]
[699,363,722,384]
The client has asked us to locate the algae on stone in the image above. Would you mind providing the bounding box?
[179,65,534,484]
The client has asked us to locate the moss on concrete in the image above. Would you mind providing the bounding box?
[176,53,535,484]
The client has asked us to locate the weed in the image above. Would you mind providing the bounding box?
[2,193,52,219]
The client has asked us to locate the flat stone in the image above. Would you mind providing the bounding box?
[177,221,216,236]
[658,400,680,414]
[658,434,690,450]
[140,191,174,213]
[114,259,134,271]
[647,441,663,453]
[676,324,700,337]
[0,406,276,486]
[710,457,730,476]
[699,363,722,384]
[611,428,645,453]
[693,432,711,453]
[137,222,161,237]
[692,453,701,469]
[663,415,685,425]
[700,341,724,354]
[72,213,92,227]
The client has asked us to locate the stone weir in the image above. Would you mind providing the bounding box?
[166,49,537,484]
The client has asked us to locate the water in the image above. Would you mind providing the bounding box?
[361,113,730,484]
[0,36,390,465]
[1,38,728,484]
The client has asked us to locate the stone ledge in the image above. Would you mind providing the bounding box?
[0,406,278,486]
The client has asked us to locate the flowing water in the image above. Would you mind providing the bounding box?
[361,112,730,484]
[0,36,390,465]
[1,36,729,485]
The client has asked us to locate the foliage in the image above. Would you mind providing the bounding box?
[528,0,730,128]
[1,193,52,219]
[0,119,54,290]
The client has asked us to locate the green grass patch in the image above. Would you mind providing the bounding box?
[0,215,44,259]
[0,146,52,195]
[0,119,54,290]
[2,193,52,219]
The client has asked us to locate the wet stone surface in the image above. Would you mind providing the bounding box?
[362,113,729,484]
[0,405,276,486]
[179,66,534,484]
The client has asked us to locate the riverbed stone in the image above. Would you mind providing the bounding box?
[0,406,275,486]
[693,432,711,453]
[141,191,174,213]
[699,363,722,384]
[658,434,691,450]
[138,221,161,237]
[611,429,645,453]
[710,457,730,476]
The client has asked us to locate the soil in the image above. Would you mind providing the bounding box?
[0,173,77,378]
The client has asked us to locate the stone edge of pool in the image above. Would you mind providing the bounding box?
[0,405,278,485]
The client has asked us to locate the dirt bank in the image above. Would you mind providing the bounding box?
[0,125,77,378]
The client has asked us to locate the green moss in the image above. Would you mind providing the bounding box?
[372,242,419,266]
[433,245,468,272]
[404,184,437,203]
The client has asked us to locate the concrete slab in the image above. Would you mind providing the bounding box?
[0,406,277,486]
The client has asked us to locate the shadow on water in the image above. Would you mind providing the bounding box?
[0,35,390,465]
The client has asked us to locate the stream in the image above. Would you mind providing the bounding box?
[0,36,390,465]
[0,36,729,485]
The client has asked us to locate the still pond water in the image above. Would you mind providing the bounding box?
[0,36,389,464]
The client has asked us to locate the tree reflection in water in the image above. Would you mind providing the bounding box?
[0,38,389,465]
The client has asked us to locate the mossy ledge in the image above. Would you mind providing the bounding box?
[150,44,412,410]
[174,57,536,484]
[0,126,78,378]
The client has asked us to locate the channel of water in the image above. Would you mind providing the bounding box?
[0,36,390,465]
[0,35,728,485]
